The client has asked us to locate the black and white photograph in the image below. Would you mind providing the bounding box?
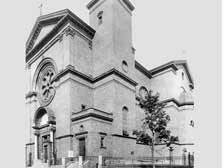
[0,0,222,168]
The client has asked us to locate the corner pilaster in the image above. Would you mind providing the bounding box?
[62,26,76,70]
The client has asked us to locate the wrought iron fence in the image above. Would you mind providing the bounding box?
[53,154,194,168]
[102,155,194,167]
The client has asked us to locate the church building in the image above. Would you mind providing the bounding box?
[25,0,195,167]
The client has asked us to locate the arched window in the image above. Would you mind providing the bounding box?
[40,113,48,126]
[35,108,48,127]
[139,86,148,100]
[122,106,129,136]
[182,72,185,80]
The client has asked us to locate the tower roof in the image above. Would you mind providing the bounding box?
[87,0,135,11]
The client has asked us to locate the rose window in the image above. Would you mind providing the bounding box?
[37,65,56,106]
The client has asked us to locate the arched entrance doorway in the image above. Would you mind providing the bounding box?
[33,107,56,165]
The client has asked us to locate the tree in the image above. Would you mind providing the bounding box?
[133,90,179,168]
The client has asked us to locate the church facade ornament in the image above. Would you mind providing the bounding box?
[64,26,76,38]
[37,64,56,107]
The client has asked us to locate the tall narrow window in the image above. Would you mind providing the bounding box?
[182,72,185,80]
[122,106,129,136]
[122,60,128,73]
[97,11,103,25]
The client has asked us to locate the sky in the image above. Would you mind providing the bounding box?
[0,0,221,167]
[22,0,207,71]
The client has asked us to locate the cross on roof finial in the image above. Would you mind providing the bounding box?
[39,3,43,16]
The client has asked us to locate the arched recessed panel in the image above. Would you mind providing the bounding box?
[122,106,129,136]
[139,86,148,99]
[33,107,55,126]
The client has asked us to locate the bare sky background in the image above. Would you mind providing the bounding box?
[0,0,221,167]
[23,0,205,71]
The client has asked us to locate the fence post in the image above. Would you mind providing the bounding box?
[62,157,66,168]
[79,156,83,168]
[188,153,191,166]
[98,155,102,168]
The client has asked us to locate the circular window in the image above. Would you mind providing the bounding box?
[122,60,128,73]
[37,64,56,106]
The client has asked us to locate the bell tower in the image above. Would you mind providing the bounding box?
[87,0,135,77]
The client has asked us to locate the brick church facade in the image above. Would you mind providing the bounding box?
[25,0,195,167]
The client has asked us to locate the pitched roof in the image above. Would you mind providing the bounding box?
[135,60,194,87]
[26,9,95,62]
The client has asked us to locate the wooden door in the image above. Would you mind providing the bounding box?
[79,138,86,157]
[43,145,48,163]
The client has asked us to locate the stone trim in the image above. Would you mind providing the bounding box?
[95,68,138,86]
[135,61,152,79]
[25,91,37,99]
[26,143,35,146]
[75,131,88,136]
[99,132,107,136]
[150,63,178,76]
[112,134,136,140]
[26,9,96,62]
[32,124,49,130]
[87,0,135,11]
[86,0,101,9]
[71,113,113,122]
[149,60,194,87]
[55,134,74,140]
[162,98,194,107]
[53,65,138,87]
[73,108,112,116]
[135,60,194,88]
[122,0,135,11]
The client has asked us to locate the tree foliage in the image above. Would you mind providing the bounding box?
[133,90,178,147]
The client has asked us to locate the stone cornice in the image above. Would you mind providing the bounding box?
[73,107,113,116]
[71,108,113,123]
[26,9,95,62]
[112,134,136,140]
[149,62,178,76]
[162,98,194,107]
[25,91,37,99]
[122,0,135,11]
[135,60,194,88]
[53,65,138,87]
[25,143,35,146]
[55,134,73,140]
[87,0,135,11]
[135,61,152,79]
[75,131,88,136]
[72,113,113,122]
[149,60,194,87]
[86,0,100,9]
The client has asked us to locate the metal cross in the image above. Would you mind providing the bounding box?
[39,3,43,16]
